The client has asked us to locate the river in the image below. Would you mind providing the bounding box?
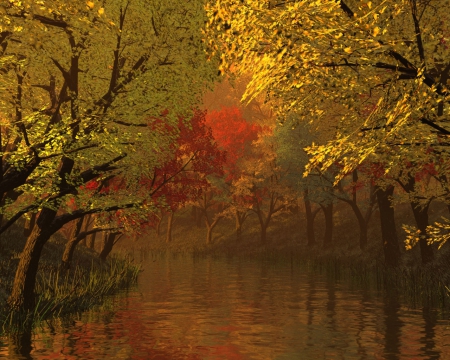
[1,254,450,359]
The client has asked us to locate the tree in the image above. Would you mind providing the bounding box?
[1,0,218,311]
[205,0,450,185]
[205,105,264,239]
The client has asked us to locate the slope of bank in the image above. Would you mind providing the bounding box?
[0,222,140,332]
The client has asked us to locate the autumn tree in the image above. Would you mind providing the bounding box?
[205,0,450,196]
[1,0,218,311]
[205,106,263,239]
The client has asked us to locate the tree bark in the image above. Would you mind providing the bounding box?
[8,156,74,312]
[205,215,222,245]
[398,174,434,264]
[375,185,401,267]
[321,202,334,249]
[23,212,37,238]
[304,189,316,247]
[166,211,174,243]
[87,231,97,250]
[8,207,59,311]
[156,214,163,237]
[235,210,248,240]
[99,232,121,261]
[61,217,83,270]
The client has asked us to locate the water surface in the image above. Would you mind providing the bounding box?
[1,255,450,359]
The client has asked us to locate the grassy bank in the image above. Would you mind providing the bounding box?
[0,222,141,334]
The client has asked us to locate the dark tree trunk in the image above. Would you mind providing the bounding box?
[8,207,59,311]
[99,232,121,261]
[166,211,174,243]
[87,231,97,250]
[321,203,334,249]
[260,223,267,245]
[79,214,90,247]
[304,189,316,247]
[61,217,83,270]
[399,175,434,264]
[235,210,248,240]
[375,185,401,267]
[23,212,37,238]
[8,157,74,312]
[205,215,222,245]
[411,202,433,264]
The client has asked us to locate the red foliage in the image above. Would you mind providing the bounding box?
[205,106,263,181]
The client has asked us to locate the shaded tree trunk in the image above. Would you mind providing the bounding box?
[79,214,91,247]
[321,202,334,249]
[99,232,122,261]
[205,215,223,245]
[61,217,84,270]
[23,212,37,238]
[336,170,375,250]
[8,207,59,311]
[166,211,174,243]
[8,157,74,312]
[156,214,163,237]
[87,231,97,250]
[375,185,401,267]
[235,210,248,240]
[304,189,316,247]
[398,174,434,264]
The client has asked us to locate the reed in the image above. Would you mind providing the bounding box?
[0,257,140,335]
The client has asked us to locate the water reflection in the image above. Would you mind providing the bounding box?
[1,256,450,359]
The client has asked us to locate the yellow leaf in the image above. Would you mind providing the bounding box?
[98,7,104,15]
[86,1,94,9]
[344,47,352,53]
[373,26,380,37]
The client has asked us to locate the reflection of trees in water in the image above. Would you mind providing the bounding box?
[10,327,33,360]
[383,292,403,360]
[355,289,370,359]
[420,307,440,359]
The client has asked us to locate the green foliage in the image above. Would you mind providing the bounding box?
[0,0,218,220]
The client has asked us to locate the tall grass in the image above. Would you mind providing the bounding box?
[0,257,141,335]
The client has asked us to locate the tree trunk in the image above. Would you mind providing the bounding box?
[166,211,174,243]
[399,175,434,264]
[156,214,163,237]
[8,207,59,311]
[23,212,37,238]
[87,231,97,250]
[205,216,222,245]
[99,232,120,261]
[349,202,368,250]
[375,185,401,267]
[235,210,247,240]
[260,223,267,245]
[411,201,433,264]
[304,189,316,247]
[79,214,90,247]
[321,203,334,249]
[61,217,84,270]
[8,157,74,312]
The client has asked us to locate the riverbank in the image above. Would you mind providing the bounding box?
[0,223,140,333]
[119,202,450,309]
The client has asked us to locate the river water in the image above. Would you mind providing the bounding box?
[1,255,450,359]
